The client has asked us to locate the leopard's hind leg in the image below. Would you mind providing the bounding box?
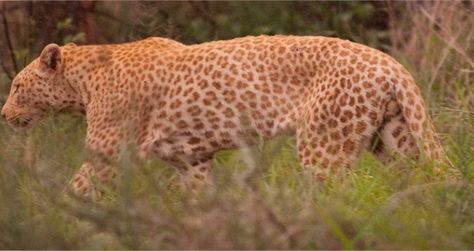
[374,113,418,163]
[296,99,383,180]
[373,101,418,163]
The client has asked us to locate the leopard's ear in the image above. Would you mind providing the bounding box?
[39,43,62,72]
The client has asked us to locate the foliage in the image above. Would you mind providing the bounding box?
[54,18,86,45]
[0,121,473,249]
[0,1,473,249]
[117,2,389,47]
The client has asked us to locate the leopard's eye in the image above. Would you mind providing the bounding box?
[12,84,20,94]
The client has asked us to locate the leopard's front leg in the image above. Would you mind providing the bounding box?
[69,161,118,199]
[171,156,214,193]
[67,100,126,200]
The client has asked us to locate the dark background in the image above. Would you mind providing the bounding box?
[0,1,403,92]
[0,2,473,249]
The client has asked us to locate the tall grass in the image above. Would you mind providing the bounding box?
[0,1,473,249]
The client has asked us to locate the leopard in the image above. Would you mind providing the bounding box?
[1,35,452,198]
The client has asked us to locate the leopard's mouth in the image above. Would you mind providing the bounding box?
[7,116,34,130]
[5,112,44,131]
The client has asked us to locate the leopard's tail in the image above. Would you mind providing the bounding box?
[392,73,453,168]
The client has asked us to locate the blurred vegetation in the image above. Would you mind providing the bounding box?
[0,1,473,249]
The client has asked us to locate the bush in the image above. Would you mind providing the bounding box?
[0,1,473,249]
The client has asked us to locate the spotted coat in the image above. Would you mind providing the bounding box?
[1,35,450,197]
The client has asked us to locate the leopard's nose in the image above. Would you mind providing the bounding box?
[1,107,7,120]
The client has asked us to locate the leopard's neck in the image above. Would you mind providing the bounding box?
[61,45,114,111]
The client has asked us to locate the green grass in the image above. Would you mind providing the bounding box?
[0,2,472,248]
[0,112,473,249]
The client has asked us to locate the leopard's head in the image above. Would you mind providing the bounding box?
[1,43,78,130]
